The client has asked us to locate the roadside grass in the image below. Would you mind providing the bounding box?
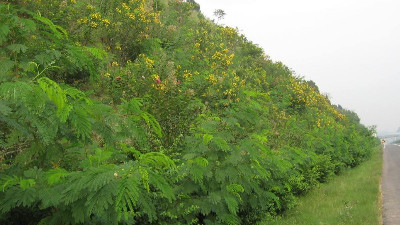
[263,147,383,225]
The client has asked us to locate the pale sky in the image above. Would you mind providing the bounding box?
[195,0,400,134]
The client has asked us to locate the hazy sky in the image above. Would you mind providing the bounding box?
[195,0,400,134]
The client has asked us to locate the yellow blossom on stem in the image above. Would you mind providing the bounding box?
[121,3,130,10]
[90,13,101,20]
[90,22,98,28]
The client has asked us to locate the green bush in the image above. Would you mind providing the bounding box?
[0,1,379,224]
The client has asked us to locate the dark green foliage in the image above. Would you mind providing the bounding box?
[0,1,379,224]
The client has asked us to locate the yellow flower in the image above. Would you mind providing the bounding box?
[145,57,154,68]
[101,18,110,26]
[87,4,94,10]
[70,0,76,4]
[126,13,135,20]
[206,74,218,84]
[90,22,98,28]
[112,62,119,67]
[90,13,101,20]
[122,2,130,10]
[183,70,192,79]
[77,18,88,24]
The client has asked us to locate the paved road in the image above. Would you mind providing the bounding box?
[382,144,400,224]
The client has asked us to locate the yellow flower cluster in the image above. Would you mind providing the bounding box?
[183,70,192,79]
[87,4,94,10]
[151,74,166,90]
[211,49,234,68]
[77,8,111,29]
[288,78,347,128]
[117,1,161,24]
[137,54,155,68]
[77,17,88,24]
[223,88,234,96]
[317,118,322,128]
[289,80,318,107]
[220,27,236,38]
[90,12,101,20]
[90,22,98,28]
[122,2,130,10]
[206,74,218,84]
[102,18,110,27]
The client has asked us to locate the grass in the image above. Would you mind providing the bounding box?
[262,147,383,225]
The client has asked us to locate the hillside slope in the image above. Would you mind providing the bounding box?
[0,1,379,224]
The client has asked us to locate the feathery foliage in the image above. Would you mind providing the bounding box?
[0,1,379,224]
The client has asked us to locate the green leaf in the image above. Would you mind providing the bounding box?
[0,24,10,45]
[203,133,213,144]
[141,112,162,138]
[34,15,68,40]
[90,148,113,165]
[46,168,69,185]
[19,18,37,33]
[139,166,150,192]
[224,195,239,215]
[189,157,208,167]
[37,77,67,113]
[140,152,176,170]
[212,137,230,152]
[226,184,244,194]
[0,58,16,75]
[1,175,19,191]
[84,46,108,60]
[7,44,28,54]
[19,179,36,190]
[0,100,12,115]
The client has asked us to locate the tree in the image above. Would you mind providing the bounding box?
[213,9,226,22]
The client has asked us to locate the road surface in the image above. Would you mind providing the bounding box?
[382,144,400,224]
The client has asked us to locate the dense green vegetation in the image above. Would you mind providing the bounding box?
[264,146,382,225]
[0,0,379,224]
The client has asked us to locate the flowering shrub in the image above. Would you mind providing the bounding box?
[0,1,379,224]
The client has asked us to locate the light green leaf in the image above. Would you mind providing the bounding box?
[46,168,69,185]
[19,179,36,190]
[1,175,19,191]
[203,133,213,144]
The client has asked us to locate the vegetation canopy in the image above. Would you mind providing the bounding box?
[0,0,379,224]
